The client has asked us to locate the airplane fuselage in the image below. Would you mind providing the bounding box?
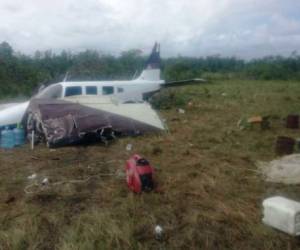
[36,79,165,103]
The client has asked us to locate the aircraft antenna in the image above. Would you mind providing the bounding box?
[63,71,69,82]
[132,70,138,80]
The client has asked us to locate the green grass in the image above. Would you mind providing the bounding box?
[1,80,300,249]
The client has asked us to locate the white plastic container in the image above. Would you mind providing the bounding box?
[262,196,300,236]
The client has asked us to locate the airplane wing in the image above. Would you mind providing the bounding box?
[163,78,207,87]
[25,98,165,147]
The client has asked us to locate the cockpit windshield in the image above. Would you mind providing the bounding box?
[35,84,63,99]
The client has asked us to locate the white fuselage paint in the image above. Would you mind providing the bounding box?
[57,79,164,102]
[0,101,30,127]
[63,96,165,130]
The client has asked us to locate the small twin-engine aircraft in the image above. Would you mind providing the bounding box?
[0,43,206,134]
[35,42,205,103]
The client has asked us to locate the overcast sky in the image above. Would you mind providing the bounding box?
[0,0,299,58]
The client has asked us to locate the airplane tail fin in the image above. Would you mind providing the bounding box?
[136,43,161,81]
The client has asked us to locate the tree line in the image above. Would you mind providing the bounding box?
[0,41,299,98]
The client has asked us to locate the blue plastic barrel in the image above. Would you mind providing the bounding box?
[14,125,25,146]
[0,127,15,149]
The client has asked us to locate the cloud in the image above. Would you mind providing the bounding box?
[0,0,299,58]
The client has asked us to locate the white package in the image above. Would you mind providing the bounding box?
[263,196,300,236]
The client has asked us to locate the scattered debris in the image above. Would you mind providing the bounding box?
[126,144,133,151]
[125,154,154,193]
[259,154,300,184]
[247,116,263,124]
[275,136,295,156]
[27,173,37,180]
[177,108,185,114]
[5,196,16,204]
[238,116,270,130]
[263,196,300,236]
[42,178,49,186]
[286,114,299,129]
[154,225,164,240]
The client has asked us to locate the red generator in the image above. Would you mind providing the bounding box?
[125,154,154,193]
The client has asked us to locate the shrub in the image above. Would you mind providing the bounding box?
[150,89,190,109]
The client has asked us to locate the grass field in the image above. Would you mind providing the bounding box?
[1,80,300,249]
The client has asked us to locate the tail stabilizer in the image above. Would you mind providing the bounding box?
[136,43,161,81]
[163,78,207,87]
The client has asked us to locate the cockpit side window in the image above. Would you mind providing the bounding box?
[117,87,124,93]
[35,84,63,99]
[65,86,82,97]
[102,86,114,95]
[86,86,97,95]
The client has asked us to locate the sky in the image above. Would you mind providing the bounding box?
[0,0,300,58]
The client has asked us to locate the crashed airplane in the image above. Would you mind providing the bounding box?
[0,43,205,147]
[25,96,166,147]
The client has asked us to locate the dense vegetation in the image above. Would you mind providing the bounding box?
[0,41,300,98]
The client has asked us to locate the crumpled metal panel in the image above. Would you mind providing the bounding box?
[24,98,162,147]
